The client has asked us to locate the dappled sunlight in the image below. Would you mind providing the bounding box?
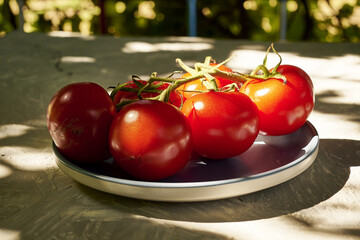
[0,122,52,151]
[309,110,359,140]
[228,49,360,80]
[164,36,215,43]
[122,41,213,53]
[309,85,359,140]
[48,31,96,40]
[60,56,96,63]
[0,120,64,175]
[0,163,12,179]
[278,53,360,81]
[286,170,360,236]
[303,195,360,228]
[0,146,55,171]
[310,84,359,140]
[0,229,20,240]
[315,87,358,105]
[0,124,34,141]
[227,49,269,72]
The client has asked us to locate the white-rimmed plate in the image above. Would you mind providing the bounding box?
[53,121,319,202]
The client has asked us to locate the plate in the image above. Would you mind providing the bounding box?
[53,121,319,202]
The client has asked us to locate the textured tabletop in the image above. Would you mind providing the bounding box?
[0,31,360,240]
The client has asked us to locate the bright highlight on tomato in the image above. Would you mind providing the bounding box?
[181,92,259,159]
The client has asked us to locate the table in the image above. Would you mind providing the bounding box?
[1,31,359,240]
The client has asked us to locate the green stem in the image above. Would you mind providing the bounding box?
[203,72,218,91]
[195,63,248,83]
[270,43,283,75]
[155,73,206,102]
[176,58,197,75]
[214,69,250,83]
[204,56,212,65]
[249,43,287,84]
[115,99,139,110]
[110,82,132,100]
[113,52,288,111]
[263,45,272,67]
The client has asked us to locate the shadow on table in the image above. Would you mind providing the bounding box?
[315,90,360,124]
[1,139,358,240]
[79,138,360,223]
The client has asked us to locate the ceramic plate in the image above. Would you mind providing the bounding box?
[53,121,319,202]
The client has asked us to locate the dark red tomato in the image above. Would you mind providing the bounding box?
[176,64,238,101]
[113,80,182,109]
[47,82,116,163]
[240,65,314,136]
[181,92,259,159]
[109,100,193,181]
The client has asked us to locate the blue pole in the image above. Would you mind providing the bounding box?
[17,0,24,31]
[280,0,287,40]
[187,0,198,37]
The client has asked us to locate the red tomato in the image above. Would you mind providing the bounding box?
[176,64,238,101]
[113,80,182,109]
[240,65,314,136]
[109,100,193,181]
[47,82,116,163]
[181,92,259,159]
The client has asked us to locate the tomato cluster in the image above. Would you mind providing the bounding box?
[47,46,314,181]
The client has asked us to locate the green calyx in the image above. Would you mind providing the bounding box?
[250,43,287,84]
[176,56,250,91]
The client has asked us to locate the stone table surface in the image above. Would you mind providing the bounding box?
[0,31,360,240]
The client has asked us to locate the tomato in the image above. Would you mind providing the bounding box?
[47,82,116,163]
[113,80,182,109]
[240,65,314,136]
[109,100,193,181]
[181,92,259,159]
[176,63,239,101]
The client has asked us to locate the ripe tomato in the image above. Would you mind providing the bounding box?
[47,82,116,163]
[176,63,239,101]
[113,80,182,109]
[240,65,314,136]
[181,92,259,159]
[109,100,193,181]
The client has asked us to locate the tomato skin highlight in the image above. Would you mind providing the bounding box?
[240,65,314,136]
[47,82,116,163]
[109,100,193,181]
[176,64,239,101]
[181,92,259,159]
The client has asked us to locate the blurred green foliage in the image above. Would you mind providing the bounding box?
[0,0,359,42]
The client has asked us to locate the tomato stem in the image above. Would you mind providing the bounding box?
[111,49,288,110]
[110,81,132,100]
[176,58,198,75]
[178,57,250,88]
[150,73,205,102]
[249,43,287,84]
[271,43,282,72]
